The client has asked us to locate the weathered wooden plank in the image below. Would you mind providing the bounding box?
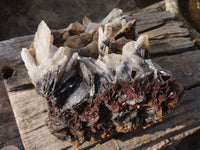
[0,77,23,149]
[0,36,34,91]
[149,37,195,56]
[4,88,70,150]
[153,50,200,89]
[132,11,175,25]
[0,35,33,63]
[0,9,199,150]
[132,11,175,33]
[141,20,195,56]
[144,21,189,40]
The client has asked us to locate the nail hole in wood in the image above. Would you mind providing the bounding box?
[1,66,14,79]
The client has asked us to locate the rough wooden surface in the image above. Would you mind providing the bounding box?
[5,88,71,150]
[0,75,23,149]
[0,35,33,92]
[132,11,175,33]
[0,8,200,150]
[153,50,200,89]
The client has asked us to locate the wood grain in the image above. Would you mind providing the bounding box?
[145,21,189,39]
[149,37,195,56]
[0,6,199,150]
[153,50,200,89]
[132,11,175,33]
[144,20,195,56]
[0,36,33,91]
[0,76,23,149]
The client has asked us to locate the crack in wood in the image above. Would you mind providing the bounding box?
[60,146,73,150]
[21,124,46,136]
[139,20,169,34]
[184,81,200,91]
[120,121,200,150]
[149,34,190,41]
[9,83,34,92]
[150,47,197,58]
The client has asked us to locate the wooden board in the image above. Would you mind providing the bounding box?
[0,76,23,149]
[1,7,200,150]
[153,50,200,89]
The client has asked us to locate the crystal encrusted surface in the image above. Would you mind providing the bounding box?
[21,8,183,146]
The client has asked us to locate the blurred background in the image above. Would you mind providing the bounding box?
[0,0,161,41]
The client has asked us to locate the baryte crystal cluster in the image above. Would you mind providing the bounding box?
[21,8,183,146]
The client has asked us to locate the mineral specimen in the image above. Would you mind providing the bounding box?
[21,8,183,146]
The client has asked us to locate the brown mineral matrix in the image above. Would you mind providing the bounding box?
[21,8,183,146]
